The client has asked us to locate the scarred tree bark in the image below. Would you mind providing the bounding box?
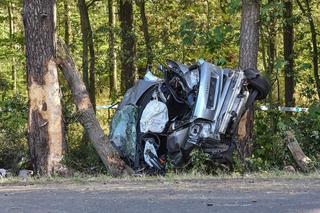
[238,0,260,159]
[23,0,66,175]
[57,39,133,176]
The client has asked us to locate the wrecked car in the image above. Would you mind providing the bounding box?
[109,59,270,174]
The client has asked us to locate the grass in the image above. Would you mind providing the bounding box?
[1,170,319,186]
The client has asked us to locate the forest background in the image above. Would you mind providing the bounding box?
[0,0,319,175]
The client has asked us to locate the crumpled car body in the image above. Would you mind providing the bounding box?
[109,60,270,174]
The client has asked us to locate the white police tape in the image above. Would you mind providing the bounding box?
[96,104,118,110]
[259,106,308,112]
[95,104,308,113]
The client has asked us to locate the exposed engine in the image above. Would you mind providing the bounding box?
[109,60,270,174]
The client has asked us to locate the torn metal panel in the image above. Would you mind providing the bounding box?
[117,80,158,110]
[109,60,270,174]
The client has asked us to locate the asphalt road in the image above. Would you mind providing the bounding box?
[1,177,320,213]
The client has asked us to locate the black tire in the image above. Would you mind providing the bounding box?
[248,75,271,100]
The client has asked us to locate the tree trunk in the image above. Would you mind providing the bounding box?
[89,35,96,111]
[284,131,311,172]
[237,0,260,159]
[119,0,136,93]
[63,0,72,46]
[78,0,89,90]
[78,0,96,110]
[137,0,153,66]
[239,0,260,69]
[56,39,133,176]
[261,32,267,77]
[283,0,295,107]
[266,0,276,104]
[107,0,118,98]
[205,0,211,32]
[8,1,17,94]
[23,0,66,176]
[296,0,320,99]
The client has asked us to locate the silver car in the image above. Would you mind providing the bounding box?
[109,60,270,174]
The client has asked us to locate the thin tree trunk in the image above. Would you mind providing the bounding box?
[238,0,260,159]
[23,0,66,176]
[88,29,96,111]
[137,0,153,66]
[8,1,17,94]
[266,0,276,104]
[78,0,96,110]
[261,33,268,79]
[63,0,72,46]
[283,0,295,107]
[56,39,133,176]
[78,0,89,95]
[108,0,118,97]
[265,0,277,134]
[276,73,281,104]
[205,0,211,32]
[296,0,320,99]
[119,0,136,93]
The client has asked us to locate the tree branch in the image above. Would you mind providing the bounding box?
[56,38,133,177]
[86,0,101,8]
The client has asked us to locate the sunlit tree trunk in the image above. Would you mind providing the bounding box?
[283,0,295,107]
[23,0,66,175]
[78,0,96,110]
[238,0,260,159]
[119,0,136,93]
[107,0,118,97]
[8,1,17,94]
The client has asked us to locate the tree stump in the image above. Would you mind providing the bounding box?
[284,131,311,172]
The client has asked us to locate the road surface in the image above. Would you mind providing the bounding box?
[1,177,320,213]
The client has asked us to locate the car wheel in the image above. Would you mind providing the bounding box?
[248,75,271,100]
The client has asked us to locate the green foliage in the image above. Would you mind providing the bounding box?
[0,95,28,171]
[252,109,289,170]
[252,103,320,171]
[226,0,241,14]
[180,16,198,46]
[293,103,320,165]
[186,149,232,175]
[63,122,106,174]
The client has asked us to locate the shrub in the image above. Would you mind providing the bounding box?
[0,95,29,171]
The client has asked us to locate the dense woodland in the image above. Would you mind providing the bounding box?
[0,0,319,176]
